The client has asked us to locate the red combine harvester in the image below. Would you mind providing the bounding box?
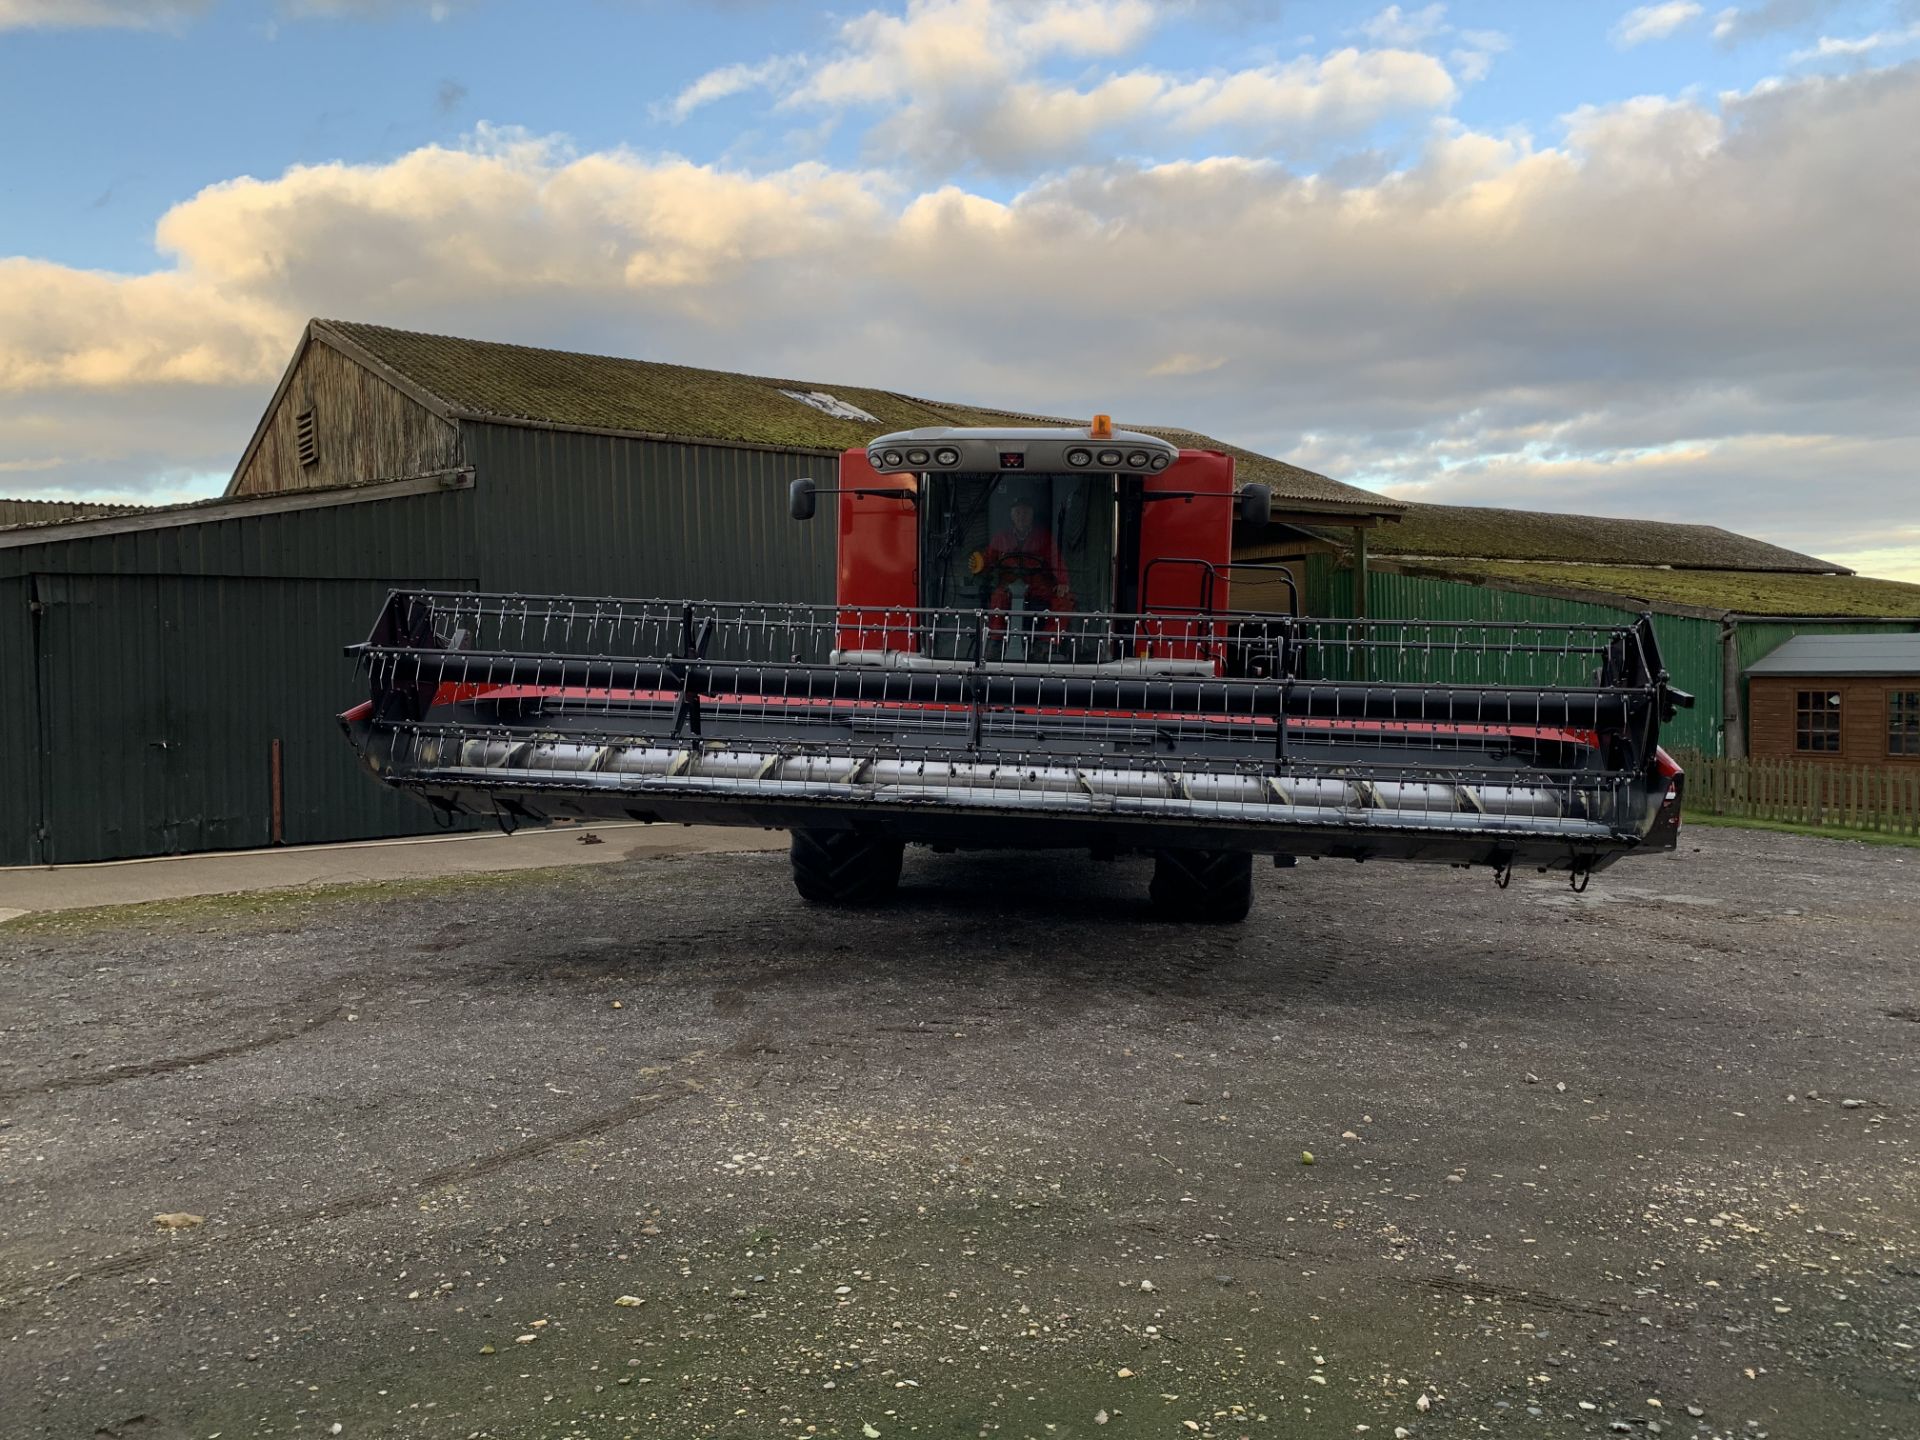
[342,420,1690,921]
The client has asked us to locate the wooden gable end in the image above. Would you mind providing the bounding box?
[232,336,461,496]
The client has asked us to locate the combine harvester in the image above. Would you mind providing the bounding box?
[342,420,1690,921]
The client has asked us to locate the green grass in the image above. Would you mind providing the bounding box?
[1681,811,1920,849]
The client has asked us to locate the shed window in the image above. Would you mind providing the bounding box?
[295,408,318,468]
[1890,691,1920,756]
[1794,690,1842,752]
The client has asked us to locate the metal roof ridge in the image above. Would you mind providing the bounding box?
[437,410,847,457]
[1,470,473,550]
[1387,553,1850,575]
[322,317,920,404]
[1723,612,1920,623]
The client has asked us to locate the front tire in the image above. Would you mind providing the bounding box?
[1149,849,1254,923]
[790,830,904,906]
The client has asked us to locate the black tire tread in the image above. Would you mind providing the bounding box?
[790,830,904,905]
[1149,848,1254,923]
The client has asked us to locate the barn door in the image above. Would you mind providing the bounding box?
[32,573,476,864]
[34,574,195,863]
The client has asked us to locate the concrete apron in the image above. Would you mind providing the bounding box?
[0,822,787,920]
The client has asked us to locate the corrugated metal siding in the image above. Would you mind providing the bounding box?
[1652,616,1724,755]
[0,428,835,863]
[0,577,37,866]
[0,488,484,863]
[1344,568,1727,754]
[27,573,475,863]
[0,489,484,584]
[1305,552,1340,618]
[460,424,835,601]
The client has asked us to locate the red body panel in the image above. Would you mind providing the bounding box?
[831,447,1240,664]
[836,448,919,652]
[1138,451,1235,664]
[1139,451,1235,610]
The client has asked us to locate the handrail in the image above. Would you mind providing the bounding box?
[1217,561,1299,617]
[1140,555,1222,617]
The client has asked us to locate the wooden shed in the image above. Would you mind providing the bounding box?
[1745,634,1920,764]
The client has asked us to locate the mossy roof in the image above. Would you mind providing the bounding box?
[1347,501,1839,573]
[1399,559,1920,619]
[0,496,148,530]
[318,320,1395,516]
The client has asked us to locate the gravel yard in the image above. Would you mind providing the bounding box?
[1,826,1915,1440]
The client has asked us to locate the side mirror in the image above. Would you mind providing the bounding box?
[1238,482,1272,528]
[789,477,817,521]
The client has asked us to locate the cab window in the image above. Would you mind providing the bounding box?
[918,473,1114,659]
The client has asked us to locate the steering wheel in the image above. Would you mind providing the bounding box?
[987,550,1051,585]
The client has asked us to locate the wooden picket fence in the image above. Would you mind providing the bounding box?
[1673,749,1920,836]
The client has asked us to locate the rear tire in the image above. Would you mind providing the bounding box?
[790,830,904,906]
[1149,848,1254,923]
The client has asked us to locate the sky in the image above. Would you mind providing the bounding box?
[1,0,1916,580]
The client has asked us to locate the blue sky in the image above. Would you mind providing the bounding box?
[2,0,1918,577]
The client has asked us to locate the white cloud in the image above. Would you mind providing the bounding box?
[1154,48,1456,134]
[663,56,808,123]
[1790,23,1920,61]
[1375,433,1920,574]
[3,63,1918,578]
[1710,0,1843,45]
[1012,0,1158,57]
[0,257,287,391]
[870,70,1169,172]
[279,0,469,16]
[1613,2,1703,47]
[0,0,458,26]
[0,0,206,29]
[1450,28,1511,83]
[795,0,1159,108]
[665,0,1463,173]
[1148,353,1228,376]
[1359,4,1449,46]
[1823,538,1920,584]
[856,47,1456,175]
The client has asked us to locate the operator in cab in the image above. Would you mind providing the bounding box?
[971,487,1073,630]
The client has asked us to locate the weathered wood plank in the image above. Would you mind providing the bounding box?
[1673,748,1920,834]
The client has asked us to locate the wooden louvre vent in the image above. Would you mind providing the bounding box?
[295,408,318,468]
